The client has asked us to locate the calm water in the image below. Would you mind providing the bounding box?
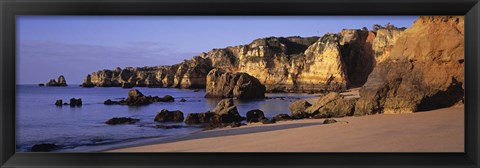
[16,85,319,152]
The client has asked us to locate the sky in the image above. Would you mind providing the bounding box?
[17,16,418,84]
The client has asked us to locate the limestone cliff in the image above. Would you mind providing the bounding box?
[82,26,404,93]
[355,16,464,115]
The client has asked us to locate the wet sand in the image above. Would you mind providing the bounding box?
[110,106,464,152]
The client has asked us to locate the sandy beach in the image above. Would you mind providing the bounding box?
[110,106,464,152]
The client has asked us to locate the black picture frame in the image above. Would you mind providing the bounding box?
[1,0,479,167]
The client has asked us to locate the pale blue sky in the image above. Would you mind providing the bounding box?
[17,16,418,84]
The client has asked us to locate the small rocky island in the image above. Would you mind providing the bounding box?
[45,75,68,86]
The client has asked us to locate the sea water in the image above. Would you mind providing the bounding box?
[16,85,319,152]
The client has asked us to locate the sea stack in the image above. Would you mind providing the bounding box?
[46,75,68,86]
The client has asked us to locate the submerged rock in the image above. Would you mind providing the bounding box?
[179,98,187,102]
[38,83,45,87]
[105,117,139,125]
[205,69,266,100]
[154,109,184,122]
[31,144,58,152]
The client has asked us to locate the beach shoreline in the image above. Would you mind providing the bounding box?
[109,106,464,152]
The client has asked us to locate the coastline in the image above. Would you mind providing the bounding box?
[109,106,464,152]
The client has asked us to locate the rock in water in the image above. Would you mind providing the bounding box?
[184,112,221,125]
[289,100,312,119]
[38,83,45,87]
[246,109,266,122]
[211,99,243,123]
[46,75,68,86]
[154,109,184,122]
[82,74,95,88]
[159,95,175,102]
[205,69,266,100]
[179,98,187,102]
[55,99,63,106]
[69,98,82,107]
[105,117,139,125]
[31,144,58,152]
[355,16,464,115]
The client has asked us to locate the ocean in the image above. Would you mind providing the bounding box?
[16,85,319,152]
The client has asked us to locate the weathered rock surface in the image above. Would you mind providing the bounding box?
[246,109,266,122]
[355,16,464,115]
[104,89,174,106]
[81,74,94,88]
[46,75,68,86]
[288,100,312,119]
[154,109,184,122]
[82,27,403,93]
[271,114,292,121]
[105,117,139,125]
[184,99,244,129]
[205,69,266,99]
[289,92,357,119]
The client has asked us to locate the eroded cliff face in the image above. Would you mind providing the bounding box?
[83,26,404,93]
[355,16,464,115]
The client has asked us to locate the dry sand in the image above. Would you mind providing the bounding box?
[110,106,464,152]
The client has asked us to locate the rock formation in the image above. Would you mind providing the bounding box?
[82,27,403,93]
[184,99,244,128]
[46,75,68,86]
[355,16,464,115]
[289,92,357,119]
[81,75,94,88]
[154,109,184,122]
[246,109,266,123]
[104,89,174,106]
[105,117,139,125]
[205,69,266,99]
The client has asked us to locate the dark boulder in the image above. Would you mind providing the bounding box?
[55,99,63,106]
[69,98,82,107]
[159,95,175,102]
[323,118,338,124]
[184,112,221,125]
[272,114,291,121]
[38,83,45,87]
[246,109,266,122]
[154,109,184,122]
[179,98,187,102]
[261,118,276,124]
[212,99,243,123]
[105,117,139,125]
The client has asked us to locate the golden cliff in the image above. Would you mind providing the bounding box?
[82,25,404,93]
